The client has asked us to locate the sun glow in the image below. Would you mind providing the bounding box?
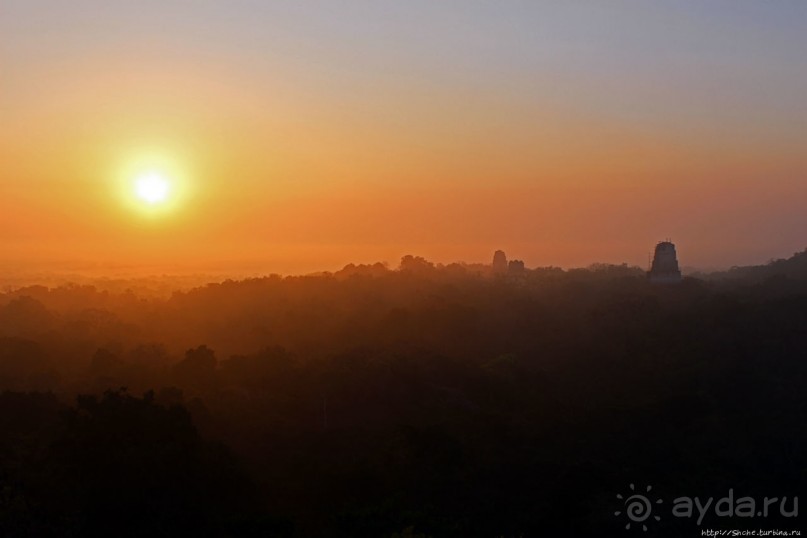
[116,150,192,218]
[135,173,171,205]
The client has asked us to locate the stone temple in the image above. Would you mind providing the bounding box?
[492,250,508,275]
[648,241,682,284]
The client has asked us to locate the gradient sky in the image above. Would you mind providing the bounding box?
[2,1,806,275]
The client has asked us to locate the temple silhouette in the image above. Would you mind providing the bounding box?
[492,250,508,274]
[648,240,682,284]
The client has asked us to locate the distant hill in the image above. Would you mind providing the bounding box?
[705,248,807,282]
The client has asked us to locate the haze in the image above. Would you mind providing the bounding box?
[2,1,806,275]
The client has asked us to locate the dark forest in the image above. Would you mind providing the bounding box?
[1,251,805,537]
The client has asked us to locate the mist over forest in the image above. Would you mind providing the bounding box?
[1,250,805,537]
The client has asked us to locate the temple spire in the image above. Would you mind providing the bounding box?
[648,241,682,284]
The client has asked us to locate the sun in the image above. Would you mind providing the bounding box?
[134,173,171,205]
[116,150,191,217]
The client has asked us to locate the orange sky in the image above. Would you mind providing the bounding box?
[2,2,805,275]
